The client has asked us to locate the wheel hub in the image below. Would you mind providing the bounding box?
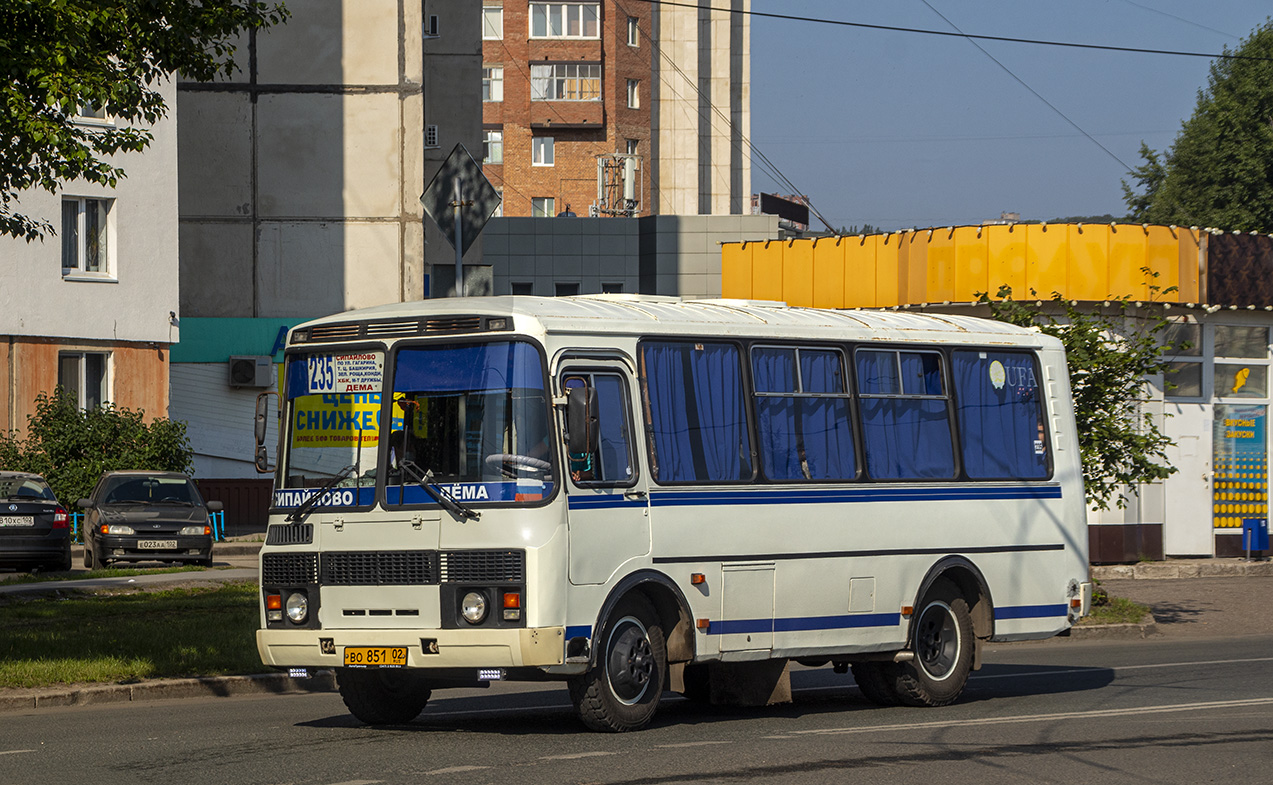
[916,602,958,679]
[607,621,653,703]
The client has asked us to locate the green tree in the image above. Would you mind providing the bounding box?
[978,284,1179,510]
[1,0,287,241]
[0,388,193,510]
[1122,22,1273,231]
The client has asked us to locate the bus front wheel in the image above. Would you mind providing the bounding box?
[337,667,432,725]
[893,584,974,707]
[569,594,667,732]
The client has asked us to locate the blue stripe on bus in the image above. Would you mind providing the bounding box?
[994,603,1068,620]
[708,613,900,636]
[567,484,1062,511]
[565,625,592,639]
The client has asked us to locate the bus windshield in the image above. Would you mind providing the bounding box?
[385,340,555,505]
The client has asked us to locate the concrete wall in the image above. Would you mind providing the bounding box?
[482,213,779,297]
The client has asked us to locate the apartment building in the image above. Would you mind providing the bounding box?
[481,0,750,217]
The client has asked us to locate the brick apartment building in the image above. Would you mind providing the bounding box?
[481,0,750,218]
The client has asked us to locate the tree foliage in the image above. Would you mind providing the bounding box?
[0,388,193,509]
[1,0,287,240]
[978,284,1179,510]
[1122,22,1273,232]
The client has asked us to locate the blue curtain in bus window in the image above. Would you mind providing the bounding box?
[594,375,633,482]
[858,398,954,479]
[900,352,943,395]
[393,342,543,393]
[953,351,1048,479]
[753,348,802,479]
[644,342,751,482]
[799,350,855,479]
[856,350,899,394]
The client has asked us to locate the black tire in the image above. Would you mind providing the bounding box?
[568,594,667,732]
[893,583,974,707]
[337,668,432,725]
[84,544,97,570]
[50,547,72,573]
[851,661,902,706]
[679,662,711,703]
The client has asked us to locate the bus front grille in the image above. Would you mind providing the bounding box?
[265,523,314,546]
[262,552,319,585]
[440,550,525,583]
[321,550,439,585]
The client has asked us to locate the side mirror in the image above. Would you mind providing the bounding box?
[206,500,224,513]
[254,391,278,473]
[566,385,599,455]
[77,498,92,509]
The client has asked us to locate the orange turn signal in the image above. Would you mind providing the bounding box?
[503,592,521,609]
[696,618,710,630]
[901,606,914,617]
[266,594,282,610]
[690,573,705,585]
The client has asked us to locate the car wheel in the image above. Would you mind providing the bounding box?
[892,581,974,707]
[51,547,72,573]
[568,593,667,732]
[84,544,97,570]
[337,668,432,725]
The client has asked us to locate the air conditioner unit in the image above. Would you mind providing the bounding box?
[228,355,274,388]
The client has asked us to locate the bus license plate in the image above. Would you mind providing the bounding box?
[344,646,408,668]
[0,516,34,527]
[137,539,178,549]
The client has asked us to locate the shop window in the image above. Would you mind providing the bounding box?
[1215,325,1268,358]
[1164,361,1204,399]
[1163,320,1201,355]
[1215,364,1268,399]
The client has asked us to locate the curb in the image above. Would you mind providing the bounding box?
[1067,614,1159,640]
[0,670,336,714]
[1092,560,1273,581]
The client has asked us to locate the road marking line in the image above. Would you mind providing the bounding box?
[427,766,490,775]
[790,697,1273,736]
[969,656,1273,681]
[539,751,616,761]
[324,781,382,785]
[656,741,733,748]
[0,751,36,757]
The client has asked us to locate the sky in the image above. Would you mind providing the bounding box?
[746,0,1273,232]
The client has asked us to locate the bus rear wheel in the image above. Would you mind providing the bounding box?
[893,584,974,707]
[569,594,667,732]
[851,661,901,706]
[337,668,432,725]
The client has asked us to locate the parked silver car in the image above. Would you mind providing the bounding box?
[0,471,72,573]
[78,471,222,568]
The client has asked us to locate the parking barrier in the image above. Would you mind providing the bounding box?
[68,511,228,542]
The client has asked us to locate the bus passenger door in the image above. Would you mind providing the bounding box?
[561,365,650,585]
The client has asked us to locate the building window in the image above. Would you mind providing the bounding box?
[1164,319,1203,400]
[532,136,554,166]
[425,124,439,147]
[531,2,599,39]
[61,197,111,275]
[482,66,504,102]
[58,352,110,409]
[482,5,503,39]
[555,282,580,297]
[511,281,534,296]
[530,63,601,101]
[627,79,640,109]
[493,188,503,217]
[531,197,555,217]
[74,103,108,123]
[602,282,624,294]
[626,139,639,155]
[627,16,639,46]
[483,129,504,165]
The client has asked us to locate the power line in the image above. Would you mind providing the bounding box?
[636,0,1273,62]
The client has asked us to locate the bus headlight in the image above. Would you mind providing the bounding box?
[285,592,309,623]
[461,591,488,624]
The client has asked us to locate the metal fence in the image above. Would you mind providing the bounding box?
[70,511,228,543]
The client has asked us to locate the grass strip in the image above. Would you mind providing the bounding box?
[0,565,223,586]
[0,582,263,689]
[1076,585,1153,626]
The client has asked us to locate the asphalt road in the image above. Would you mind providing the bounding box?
[2,634,1271,785]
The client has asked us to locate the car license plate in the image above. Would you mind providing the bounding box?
[0,516,34,527]
[137,539,178,549]
[343,646,408,668]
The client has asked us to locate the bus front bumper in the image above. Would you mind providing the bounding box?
[257,626,566,669]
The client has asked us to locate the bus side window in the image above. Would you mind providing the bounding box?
[563,373,636,486]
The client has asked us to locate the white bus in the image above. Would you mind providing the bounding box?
[254,295,1091,732]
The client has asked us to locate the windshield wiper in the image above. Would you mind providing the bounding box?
[399,461,480,521]
[286,465,356,522]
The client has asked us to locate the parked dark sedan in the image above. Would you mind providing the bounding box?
[0,471,72,573]
[78,471,223,568]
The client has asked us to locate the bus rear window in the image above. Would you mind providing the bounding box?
[952,350,1049,480]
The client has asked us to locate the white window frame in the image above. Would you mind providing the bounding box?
[530,2,600,39]
[532,136,555,167]
[61,196,114,278]
[483,129,504,165]
[627,79,640,109]
[530,63,601,102]
[493,188,504,217]
[482,65,504,102]
[626,139,639,155]
[58,351,111,409]
[531,197,555,217]
[627,16,639,46]
[482,5,503,40]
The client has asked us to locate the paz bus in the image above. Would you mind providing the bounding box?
[253,294,1091,732]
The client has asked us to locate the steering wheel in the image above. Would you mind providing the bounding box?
[485,453,551,479]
